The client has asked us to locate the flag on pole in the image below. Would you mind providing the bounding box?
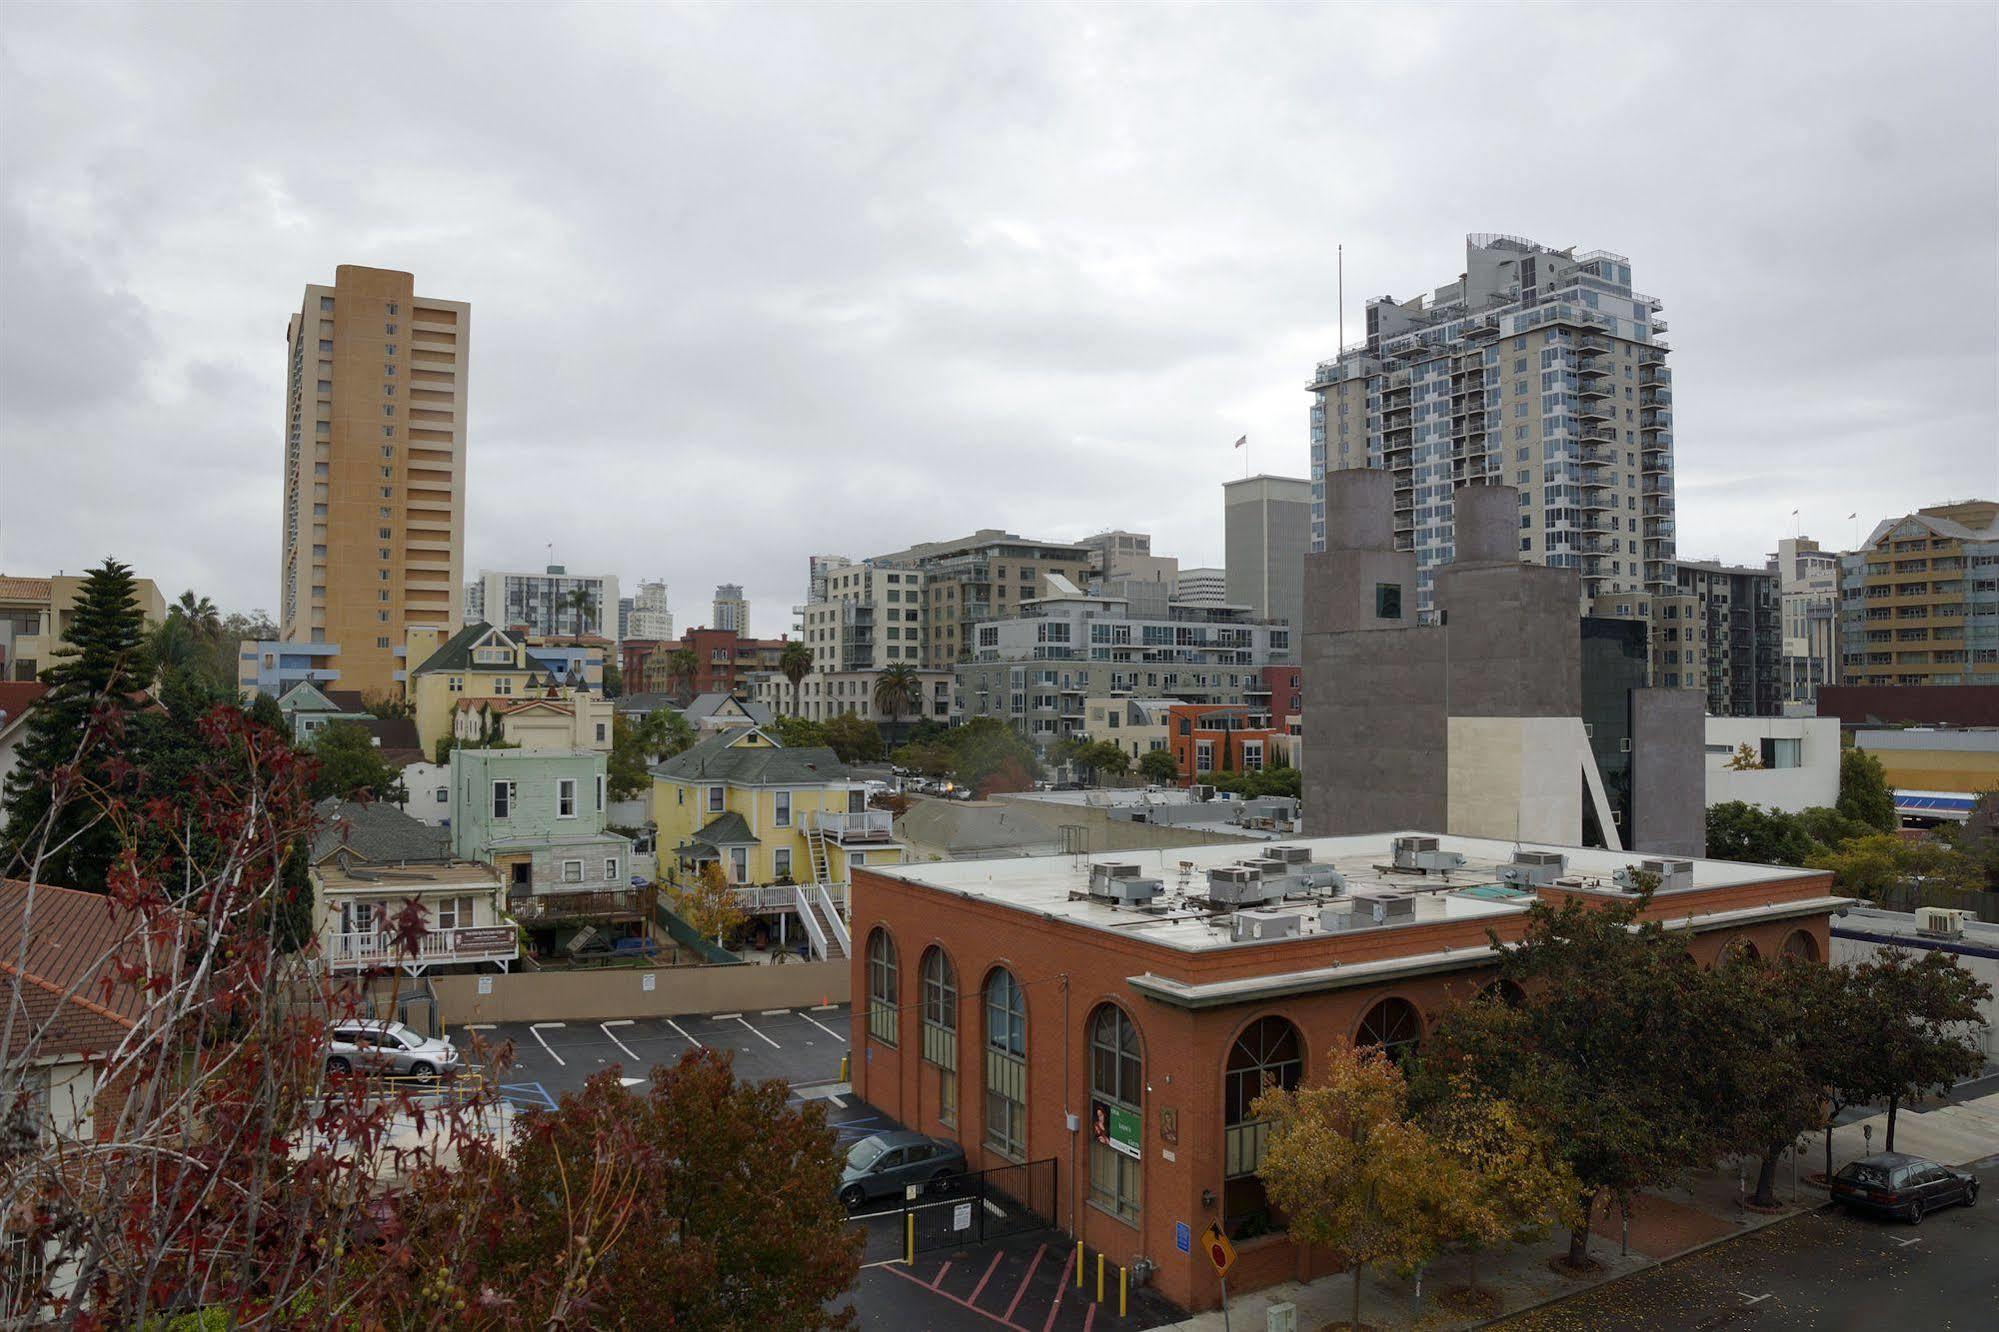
[1233,435,1246,450]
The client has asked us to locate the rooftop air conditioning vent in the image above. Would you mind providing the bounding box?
[1232,909,1302,943]
[1498,850,1568,888]
[1393,835,1465,873]
[1917,906,1967,940]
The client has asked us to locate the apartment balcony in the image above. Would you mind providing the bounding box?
[1642,451,1671,476]
[1579,491,1615,513]
[812,810,896,843]
[508,887,651,925]
[1641,410,1671,429]
[1640,388,1672,408]
[326,924,519,972]
[1575,378,1611,400]
[1578,398,1614,422]
[1640,366,1671,388]
[1576,335,1614,358]
[1578,445,1616,465]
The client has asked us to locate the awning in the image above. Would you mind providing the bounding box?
[1893,789,1978,820]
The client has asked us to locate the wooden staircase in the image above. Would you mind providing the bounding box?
[802,893,846,960]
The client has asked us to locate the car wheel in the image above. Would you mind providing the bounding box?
[1964,1180,1979,1207]
[326,1056,351,1075]
[1908,1202,1924,1226]
[408,1061,436,1080]
[928,1168,960,1196]
[840,1184,867,1211]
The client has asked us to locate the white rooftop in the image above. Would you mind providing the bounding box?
[868,831,1822,955]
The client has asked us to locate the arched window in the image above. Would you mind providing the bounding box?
[1223,1016,1302,1236]
[921,947,958,1126]
[1088,1005,1143,1223]
[866,929,898,1046]
[1782,930,1819,963]
[1717,936,1761,970]
[1354,997,1422,1063]
[1479,978,1527,1008]
[984,969,1027,1159]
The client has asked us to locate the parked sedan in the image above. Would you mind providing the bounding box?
[1830,1152,1978,1223]
[323,1020,462,1080]
[837,1131,967,1210]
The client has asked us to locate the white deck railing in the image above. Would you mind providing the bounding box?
[326,926,518,969]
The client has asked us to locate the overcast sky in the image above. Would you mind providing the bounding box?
[3,3,1994,638]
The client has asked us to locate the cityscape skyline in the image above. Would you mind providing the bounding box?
[3,5,1995,638]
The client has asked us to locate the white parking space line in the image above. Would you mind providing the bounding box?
[829,1095,847,1108]
[464,1023,496,1031]
[1739,1292,1773,1306]
[530,1023,567,1067]
[812,1003,840,1012]
[666,1018,702,1049]
[761,1008,790,1016]
[738,1016,781,1048]
[712,1012,743,1020]
[1894,1236,1922,1248]
[600,1020,641,1062]
[800,1011,848,1043]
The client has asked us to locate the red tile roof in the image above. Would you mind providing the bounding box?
[0,878,145,1057]
[0,681,48,720]
[0,576,52,603]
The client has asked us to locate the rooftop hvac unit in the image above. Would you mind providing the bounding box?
[1232,909,1302,942]
[1088,862,1162,906]
[1294,864,1348,894]
[1349,890,1417,925]
[1190,783,1216,802]
[1614,857,1693,892]
[1392,835,1465,873]
[1917,906,1967,939]
[1319,904,1361,933]
[1498,850,1569,888]
[1206,865,1267,906]
[1264,846,1314,866]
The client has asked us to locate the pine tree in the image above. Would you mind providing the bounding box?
[0,559,154,890]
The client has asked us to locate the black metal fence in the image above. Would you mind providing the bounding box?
[907,1157,1059,1256]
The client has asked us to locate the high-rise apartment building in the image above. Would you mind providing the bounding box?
[1224,475,1312,628]
[280,265,468,696]
[1174,567,1226,606]
[628,580,673,641]
[1664,561,1781,717]
[1839,501,1999,687]
[1310,235,1675,616]
[466,566,617,639]
[807,555,852,604]
[1770,537,1841,708]
[868,530,1095,666]
[712,584,748,633]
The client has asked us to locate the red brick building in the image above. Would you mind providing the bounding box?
[1253,665,1303,733]
[1167,702,1282,783]
[627,628,794,698]
[848,835,1840,1312]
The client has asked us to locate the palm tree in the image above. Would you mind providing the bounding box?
[563,588,594,638]
[872,664,922,746]
[666,646,700,700]
[173,590,221,641]
[778,642,813,717]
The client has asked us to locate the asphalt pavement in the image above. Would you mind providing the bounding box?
[1498,1157,1999,1330]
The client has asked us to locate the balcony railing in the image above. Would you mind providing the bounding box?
[509,887,652,923]
[327,925,519,970]
[813,810,896,841]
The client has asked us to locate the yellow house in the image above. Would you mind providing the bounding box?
[650,727,903,890]
[406,621,600,756]
[451,695,614,752]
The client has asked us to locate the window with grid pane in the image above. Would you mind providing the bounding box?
[1223,1016,1302,1233]
[921,947,958,1125]
[1087,1005,1143,1223]
[866,929,898,1046]
[984,968,1026,1158]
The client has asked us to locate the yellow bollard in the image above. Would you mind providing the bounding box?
[839,1053,850,1082]
[1119,1265,1127,1318]
[905,1212,915,1265]
[1075,1240,1084,1287]
[1096,1252,1104,1304]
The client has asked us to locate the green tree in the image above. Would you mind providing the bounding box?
[1838,747,1896,833]
[945,717,1042,793]
[1806,832,1982,904]
[666,646,699,699]
[770,714,829,750]
[872,664,921,744]
[779,642,814,717]
[1,558,155,889]
[821,712,883,764]
[601,660,624,699]
[890,740,954,778]
[1852,948,1991,1151]
[1695,954,1839,1207]
[1416,887,1714,1267]
[1255,1043,1467,1331]
[308,721,407,803]
[666,860,750,943]
[246,691,287,736]
[1705,801,1823,866]
[609,708,695,800]
[1137,747,1180,784]
[562,586,596,638]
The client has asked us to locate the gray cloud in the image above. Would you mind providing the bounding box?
[1,2,1994,633]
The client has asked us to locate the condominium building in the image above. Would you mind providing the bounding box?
[279,265,468,697]
[465,567,618,640]
[1309,234,1675,615]
[1173,567,1226,606]
[1769,537,1841,708]
[628,579,673,640]
[1839,500,1999,687]
[712,584,749,634]
[1,573,167,683]
[1666,561,1781,717]
[806,555,852,604]
[954,578,1292,746]
[1224,475,1312,628]
[869,530,1095,666]
[792,558,948,722]
[1078,530,1179,587]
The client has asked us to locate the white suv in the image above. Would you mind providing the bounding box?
[322,1020,461,1079]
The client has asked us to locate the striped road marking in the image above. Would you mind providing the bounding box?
[600,1020,640,1062]
[530,1022,567,1067]
[737,1016,781,1048]
[666,1018,702,1049]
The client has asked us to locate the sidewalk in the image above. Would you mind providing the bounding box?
[1145,1092,1999,1332]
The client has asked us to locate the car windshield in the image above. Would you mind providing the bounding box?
[846,1137,891,1171]
[1838,1163,1894,1187]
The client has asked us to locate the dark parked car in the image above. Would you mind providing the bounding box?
[837,1130,967,1210]
[1831,1152,1978,1223]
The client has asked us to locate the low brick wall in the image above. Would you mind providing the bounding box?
[431,960,848,1025]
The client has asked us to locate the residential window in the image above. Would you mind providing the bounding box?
[491,780,512,819]
[1088,1005,1143,1224]
[493,677,513,696]
[434,895,474,930]
[1224,1016,1302,1229]
[448,676,463,693]
[707,785,725,813]
[605,857,619,880]
[774,790,791,827]
[867,929,899,1046]
[774,847,792,880]
[561,859,584,883]
[557,778,577,818]
[728,846,748,883]
[984,968,1027,1159]
[922,946,959,1126]
[434,786,448,803]
[596,774,605,810]
[595,722,607,744]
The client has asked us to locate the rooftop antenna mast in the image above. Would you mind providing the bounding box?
[1338,243,1344,353]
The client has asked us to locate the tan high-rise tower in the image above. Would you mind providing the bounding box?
[280,265,469,697]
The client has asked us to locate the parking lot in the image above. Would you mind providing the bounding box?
[452,1003,856,1110]
[848,1228,1184,1331]
[1500,1156,1999,1329]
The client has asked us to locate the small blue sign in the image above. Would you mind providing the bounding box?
[1175,1222,1191,1255]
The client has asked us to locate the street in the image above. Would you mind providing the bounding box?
[1500,1158,1999,1330]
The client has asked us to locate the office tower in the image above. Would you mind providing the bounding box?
[712,584,749,633]
[1840,501,1999,686]
[280,265,468,696]
[1770,536,1840,708]
[1078,530,1178,586]
[1225,475,1312,628]
[1174,567,1226,605]
[469,566,618,638]
[617,597,632,641]
[1309,234,1674,616]
[629,579,673,640]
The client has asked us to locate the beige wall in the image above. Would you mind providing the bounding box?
[431,960,848,1026]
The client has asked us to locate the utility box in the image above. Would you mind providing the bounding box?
[1615,857,1693,892]
[1349,890,1416,925]
[1232,909,1302,942]
[1266,1302,1298,1332]
[1088,862,1161,906]
[1392,834,1465,873]
[1206,865,1265,906]
[1499,849,1568,888]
